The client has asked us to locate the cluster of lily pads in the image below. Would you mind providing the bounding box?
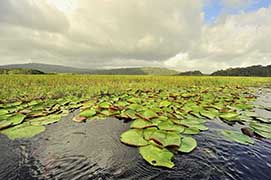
[73,86,271,168]
[1,85,270,168]
[0,96,86,140]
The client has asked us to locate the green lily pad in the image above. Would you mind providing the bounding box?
[221,130,254,145]
[159,101,171,107]
[0,120,12,130]
[79,109,96,118]
[183,127,200,135]
[99,102,111,109]
[1,123,46,140]
[128,104,143,111]
[158,121,185,133]
[30,115,62,126]
[143,127,158,140]
[148,130,181,147]
[8,114,26,125]
[130,119,156,129]
[220,112,240,121]
[0,109,9,116]
[249,121,271,139]
[178,136,197,153]
[139,144,174,168]
[200,111,217,119]
[0,114,12,121]
[120,129,148,146]
[140,110,157,120]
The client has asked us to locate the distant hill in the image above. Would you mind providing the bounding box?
[0,68,45,75]
[0,63,178,75]
[178,70,203,76]
[0,63,91,73]
[91,67,179,75]
[211,65,271,77]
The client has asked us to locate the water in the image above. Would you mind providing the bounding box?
[1,89,271,180]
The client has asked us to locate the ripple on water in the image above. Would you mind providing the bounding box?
[1,89,271,180]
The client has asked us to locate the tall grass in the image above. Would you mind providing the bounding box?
[0,75,270,102]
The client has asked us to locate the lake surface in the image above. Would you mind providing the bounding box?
[1,88,271,180]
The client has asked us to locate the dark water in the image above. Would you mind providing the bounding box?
[1,89,271,180]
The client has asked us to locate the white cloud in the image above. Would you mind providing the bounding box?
[0,0,270,73]
[164,6,271,73]
[221,0,252,8]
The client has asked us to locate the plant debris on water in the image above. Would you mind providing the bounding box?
[0,75,271,168]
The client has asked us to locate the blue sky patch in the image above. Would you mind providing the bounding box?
[204,0,271,23]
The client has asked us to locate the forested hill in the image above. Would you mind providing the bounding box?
[0,63,178,75]
[211,65,271,77]
[0,68,45,74]
[91,67,178,75]
[178,71,203,76]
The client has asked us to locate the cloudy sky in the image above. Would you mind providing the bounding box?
[0,0,270,73]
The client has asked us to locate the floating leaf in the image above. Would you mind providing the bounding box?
[0,120,12,130]
[130,119,156,129]
[139,144,174,168]
[30,115,62,126]
[220,112,240,121]
[79,109,96,118]
[221,130,254,145]
[138,110,157,120]
[158,121,185,133]
[8,114,26,125]
[99,102,111,109]
[120,129,148,146]
[1,123,46,140]
[183,127,200,135]
[178,136,197,153]
[148,130,181,147]
[159,101,171,107]
[249,121,271,139]
[200,111,217,119]
[72,115,87,122]
[128,104,143,111]
[143,127,158,140]
[0,109,9,116]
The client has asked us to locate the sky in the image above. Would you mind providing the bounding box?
[0,0,270,73]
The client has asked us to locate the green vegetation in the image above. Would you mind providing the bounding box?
[212,65,271,77]
[92,67,179,75]
[0,75,271,168]
[0,63,178,75]
[0,68,44,75]
[178,70,203,76]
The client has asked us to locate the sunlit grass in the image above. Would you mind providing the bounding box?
[0,75,271,103]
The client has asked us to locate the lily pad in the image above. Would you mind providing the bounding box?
[221,130,254,145]
[120,129,148,146]
[30,115,62,126]
[159,101,171,107]
[139,144,174,168]
[148,130,181,147]
[0,120,12,130]
[138,110,157,120]
[178,136,197,153]
[183,127,200,135]
[131,119,156,129]
[79,109,96,118]
[0,109,9,116]
[200,111,217,120]
[220,112,240,122]
[158,121,185,133]
[99,102,111,109]
[8,114,26,125]
[1,123,46,140]
[143,127,158,140]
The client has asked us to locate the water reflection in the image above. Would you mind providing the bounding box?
[1,88,271,180]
